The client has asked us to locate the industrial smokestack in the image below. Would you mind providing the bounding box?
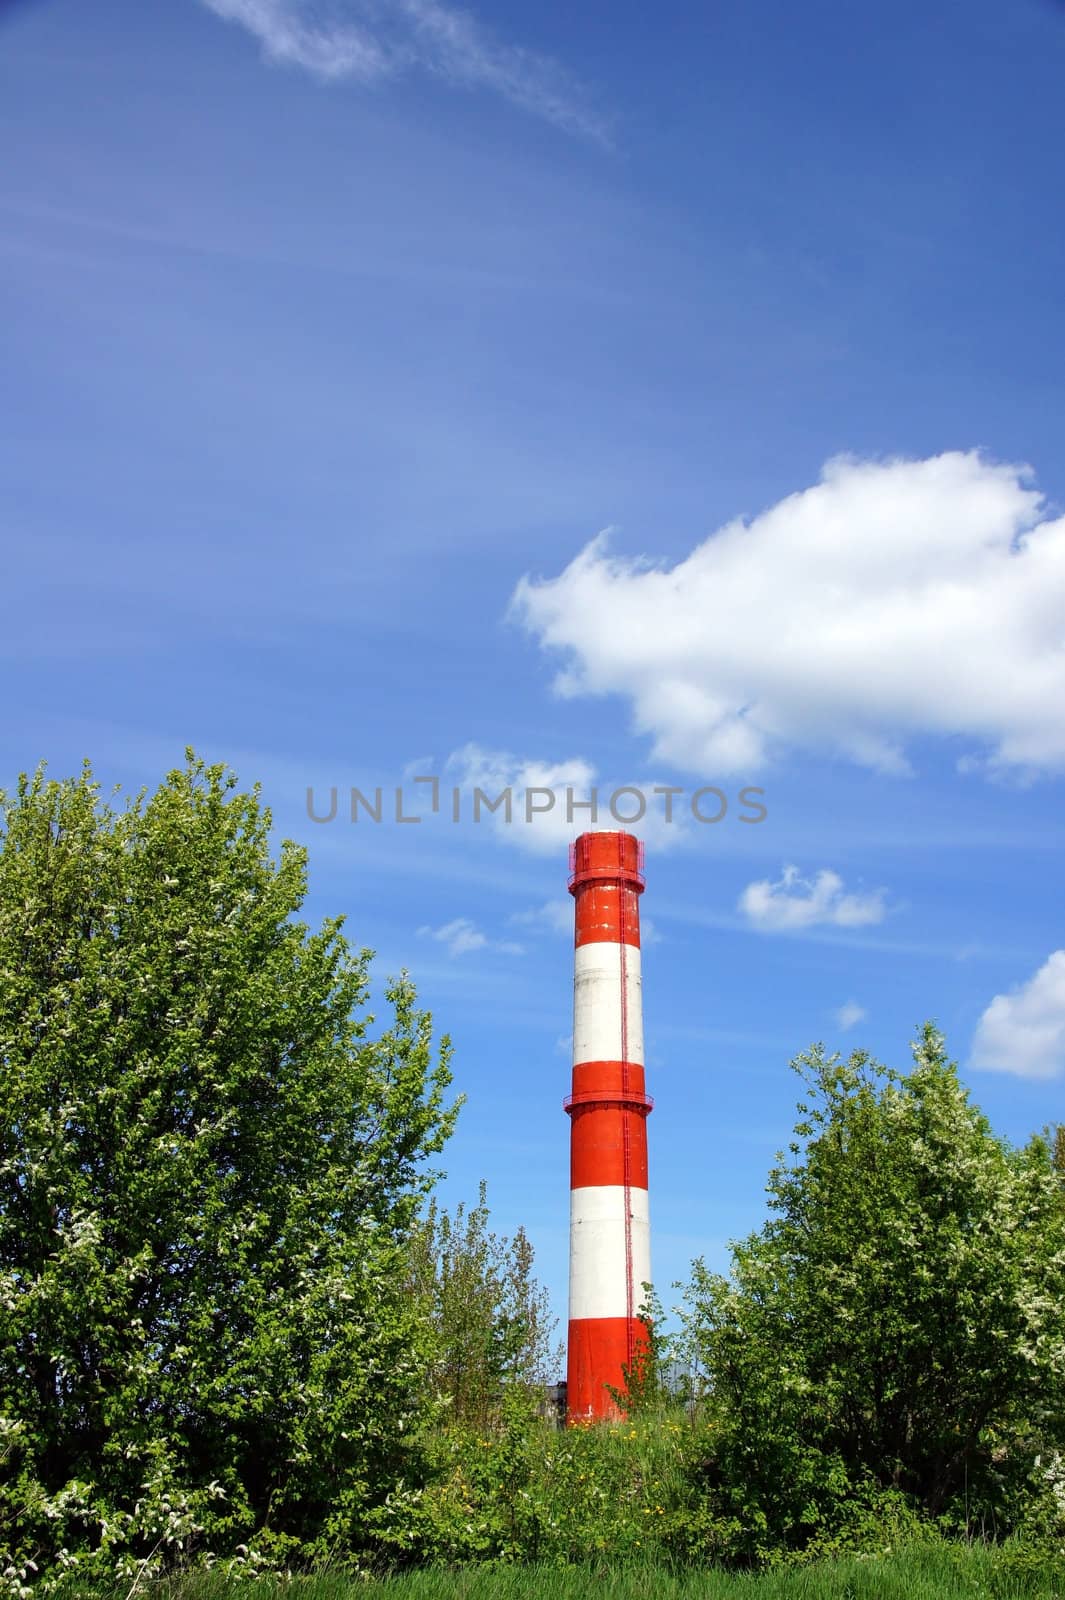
[564,830,653,1423]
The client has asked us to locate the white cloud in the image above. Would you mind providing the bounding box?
[417,917,523,957]
[444,742,688,856]
[511,898,661,945]
[835,1000,867,1031]
[511,898,574,934]
[510,452,1065,779]
[199,0,608,139]
[446,743,598,856]
[970,951,1065,1079]
[739,866,886,932]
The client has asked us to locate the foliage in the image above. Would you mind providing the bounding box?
[607,1284,675,1420]
[370,1402,696,1568]
[405,1184,561,1428]
[678,1025,1065,1563]
[0,755,458,1591]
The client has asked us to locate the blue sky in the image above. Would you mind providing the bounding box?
[4,0,1065,1347]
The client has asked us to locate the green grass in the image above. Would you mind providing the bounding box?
[55,1547,1065,1600]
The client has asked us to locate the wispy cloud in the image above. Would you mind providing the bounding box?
[199,0,609,140]
[511,898,574,934]
[739,866,886,932]
[417,916,524,958]
[834,999,867,1031]
[970,950,1065,1079]
[510,896,661,945]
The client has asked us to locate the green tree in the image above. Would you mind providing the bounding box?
[0,754,458,1589]
[406,1183,560,1428]
[608,1283,675,1418]
[679,1025,1065,1558]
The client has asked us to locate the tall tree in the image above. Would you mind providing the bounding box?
[406,1183,560,1427]
[681,1025,1065,1555]
[0,754,458,1585]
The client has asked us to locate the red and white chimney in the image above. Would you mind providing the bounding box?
[564,830,653,1424]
